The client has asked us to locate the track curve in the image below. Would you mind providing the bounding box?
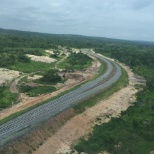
[0,51,122,146]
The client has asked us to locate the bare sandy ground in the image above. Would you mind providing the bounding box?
[26,54,57,63]
[45,50,54,55]
[0,68,20,85]
[72,48,80,53]
[34,60,141,154]
[27,75,43,81]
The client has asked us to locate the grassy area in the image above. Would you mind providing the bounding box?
[58,58,67,69]
[18,76,28,83]
[8,61,54,73]
[0,87,19,109]
[19,85,56,97]
[0,58,106,125]
[49,53,65,61]
[58,52,92,71]
[74,67,128,113]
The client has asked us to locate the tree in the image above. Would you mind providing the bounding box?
[41,69,61,84]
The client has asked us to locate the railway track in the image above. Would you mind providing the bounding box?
[0,51,122,146]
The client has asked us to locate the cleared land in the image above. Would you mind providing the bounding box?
[26,54,57,63]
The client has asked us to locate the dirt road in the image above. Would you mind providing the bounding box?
[10,76,24,93]
[55,53,69,69]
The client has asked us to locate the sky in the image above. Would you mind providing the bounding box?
[0,0,154,41]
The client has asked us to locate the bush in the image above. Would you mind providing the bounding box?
[19,85,56,96]
[40,69,62,84]
[0,87,18,108]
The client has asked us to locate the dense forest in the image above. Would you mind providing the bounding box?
[0,28,154,50]
[0,28,154,153]
[95,45,154,82]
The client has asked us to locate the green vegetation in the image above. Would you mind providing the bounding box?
[19,86,56,97]
[59,52,92,71]
[75,45,154,154]
[0,48,44,55]
[18,76,28,83]
[1,28,153,50]
[0,48,54,73]
[74,67,128,113]
[39,69,62,84]
[9,61,53,73]
[95,44,154,81]
[50,53,62,60]
[9,61,54,73]
[75,89,154,154]
[0,87,18,108]
[0,53,30,68]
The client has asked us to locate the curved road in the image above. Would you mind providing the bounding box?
[0,51,122,146]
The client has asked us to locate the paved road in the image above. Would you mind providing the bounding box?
[0,51,122,146]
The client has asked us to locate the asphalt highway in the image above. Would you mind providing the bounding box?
[0,51,122,146]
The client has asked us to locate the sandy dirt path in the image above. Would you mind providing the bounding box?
[10,78,19,93]
[34,60,141,154]
[10,75,25,93]
[55,53,69,69]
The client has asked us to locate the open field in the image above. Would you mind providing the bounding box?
[9,61,53,73]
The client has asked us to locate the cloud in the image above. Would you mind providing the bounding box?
[130,0,154,10]
[0,0,154,41]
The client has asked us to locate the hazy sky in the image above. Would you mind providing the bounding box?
[0,0,154,41]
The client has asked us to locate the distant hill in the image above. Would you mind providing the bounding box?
[0,28,154,49]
